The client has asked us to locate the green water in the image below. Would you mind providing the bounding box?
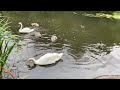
[2,11,120,79]
[4,11,120,55]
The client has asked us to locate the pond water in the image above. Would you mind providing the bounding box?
[2,11,120,79]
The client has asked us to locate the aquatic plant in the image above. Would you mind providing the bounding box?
[0,16,20,78]
[83,11,120,20]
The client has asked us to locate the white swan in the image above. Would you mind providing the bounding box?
[26,53,63,68]
[35,31,42,38]
[31,23,42,38]
[18,22,34,33]
[51,35,58,42]
[31,23,39,27]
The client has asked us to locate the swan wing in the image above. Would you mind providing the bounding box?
[36,53,63,65]
[19,28,34,33]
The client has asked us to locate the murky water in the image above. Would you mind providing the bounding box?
[2,11,120,79]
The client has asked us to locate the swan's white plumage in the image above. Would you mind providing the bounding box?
[18,22,34,33]
[35,32,42,38]
[31,23,39,27]
[19,27,34,33]
[27,53,63,66]
[35,53,63,65]
[51,35,58,42]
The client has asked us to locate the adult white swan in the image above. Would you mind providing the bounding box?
[18,22,34,33]
[26,53,63,68]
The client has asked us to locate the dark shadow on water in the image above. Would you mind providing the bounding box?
[27,64,37,70]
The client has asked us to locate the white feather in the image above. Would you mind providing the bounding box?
[51,35,58,42]
[27,53,63,66]
[18,22,34,33]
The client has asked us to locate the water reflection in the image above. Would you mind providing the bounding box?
[3,11,120,78]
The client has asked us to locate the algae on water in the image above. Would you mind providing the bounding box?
[83,11,120,20]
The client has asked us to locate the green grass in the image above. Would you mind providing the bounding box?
[0,16,20,78]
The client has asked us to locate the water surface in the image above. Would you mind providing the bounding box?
[2,11,120,79]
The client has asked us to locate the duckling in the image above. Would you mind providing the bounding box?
[51,35,58,42]
[35,32,42,38]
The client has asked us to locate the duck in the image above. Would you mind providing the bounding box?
[51,35,58,42]
[26,53,63,68]
[18,22,34,33]
[80,25,85,29]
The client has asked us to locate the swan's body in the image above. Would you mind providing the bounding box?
[35,32,42,38]
[26,53,63,68]
[18,22,34,33]
[31,23,39,27]
[51,35,58,42]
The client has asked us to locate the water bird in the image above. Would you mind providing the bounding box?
[18,22,34,33]
[35,31,42,38]
[51,35,58,42]
[80,25,85,29]
[73,12,78,15]
[26,53,63,68]
[31,23,42,38]
[31,23,39,27]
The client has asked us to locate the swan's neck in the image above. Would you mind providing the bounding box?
[31,58,37,64]
[19,23,23,30]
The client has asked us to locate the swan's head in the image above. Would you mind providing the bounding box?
[26,58,36,69]
[31,23,39,27]
[18,22,22,25]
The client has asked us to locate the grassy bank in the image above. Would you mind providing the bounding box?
[0,16,20,79]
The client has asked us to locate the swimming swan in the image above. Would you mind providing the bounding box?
[51,35,58,42]
[18,22,34,33]
[31,23,39,27]
[26,53,63,68]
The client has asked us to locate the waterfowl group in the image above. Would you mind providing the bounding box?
[18,22,62,68]
[18,22,58,42]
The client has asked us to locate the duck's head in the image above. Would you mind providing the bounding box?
[26,58,36,69]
